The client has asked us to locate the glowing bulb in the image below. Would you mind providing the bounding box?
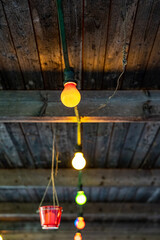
[72,152,86,170]
[0,235,3,240]
[75,191,87,205]
[60,82,81,108]
[75,217,85,230]
[74,232,82,240]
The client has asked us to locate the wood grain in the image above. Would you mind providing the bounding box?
[2,0,44,89]
[0,169,159,187]
[1,91,160,122]
[83,0,110,89]
[103,0,138,89]
[0,1,24,89]
[122,0,160,89]
[28,0,63,89]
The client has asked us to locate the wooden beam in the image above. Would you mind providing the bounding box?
[0,203,160,221]
[0,169,159,187]
[2,233,160,240]
[1,221,160,235]
[0,91,160,122]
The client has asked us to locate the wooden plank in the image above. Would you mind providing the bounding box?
[20,123,49,168]
[103,0,138,89]
[1,221,160,235]
[2,233,160,240]
[83,0,110,89]
[106,187,118,202]
[1,90,160,122]
[1,203,160,221]
[106,123,129,167]
[2,0,44,89]
[0,124,22,167]
[119,123,145,167]
[55,123,75,168]
[63,0,83,88]
[135,187,155,203]
[0,169,160,187]
[154,154,160,168]
[35,123,53,166]
[142,128,160,168]
[83,123,98,167]
[143,25,160,88]
[0,1,24,89]
[130,122,160,168]
[147,188,160,203]
[28,0,63,89]
[94,123,113,167]
[122,0,160,89]
[4,123,34,168]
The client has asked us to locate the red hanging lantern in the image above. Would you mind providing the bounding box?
[39,206,63,229]
[74,232,82,240]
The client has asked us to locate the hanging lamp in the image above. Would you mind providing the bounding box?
[74,232,82,240]
[75,190,87,205]
[38,131,62,230]
[56,0,81,107]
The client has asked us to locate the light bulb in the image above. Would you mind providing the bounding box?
[75,217,85,230]
[0,235,3,240]
[74,232,82,240]
[72,152,86,170]
[60,82,81,107]
[75,191,87,205]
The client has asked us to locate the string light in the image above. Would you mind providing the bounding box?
[74,232,82,240]
[75,191,87,205]
[72,152,86,170]
[74,217,85,230]
[61,82,81,108]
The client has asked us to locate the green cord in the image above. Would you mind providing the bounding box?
[56,0,70,70]
[78,170,82,189]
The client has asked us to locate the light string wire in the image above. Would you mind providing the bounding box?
[74,106,84,230]
[74,106,81,146]
[37,128,59,211]
[56,0,70,70]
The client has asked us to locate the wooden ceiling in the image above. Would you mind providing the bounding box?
[0,0,159,90]
[0,0,160,240]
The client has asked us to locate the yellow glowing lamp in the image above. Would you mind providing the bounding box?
[75,191,87,205]
[74,232,82,240]
[72,152,86,170]
[61,82,81,108]
[0,235,3,240]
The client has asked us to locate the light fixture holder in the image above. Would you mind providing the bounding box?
[75,144,82,152]
[63,68,77,85]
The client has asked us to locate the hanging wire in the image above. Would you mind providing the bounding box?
[56,0,70,70]
[74,106,81,146]
[51,132,56,206]
[37,128,59,211]
[84,0,128,116]
[51,126,59,206]
[37,177,52,211]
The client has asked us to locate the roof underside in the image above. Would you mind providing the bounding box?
[0,0,160,239]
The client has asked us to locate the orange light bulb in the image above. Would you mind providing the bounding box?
[60,82,81,107]
[74,232,82,240]
[76,217,85,230]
